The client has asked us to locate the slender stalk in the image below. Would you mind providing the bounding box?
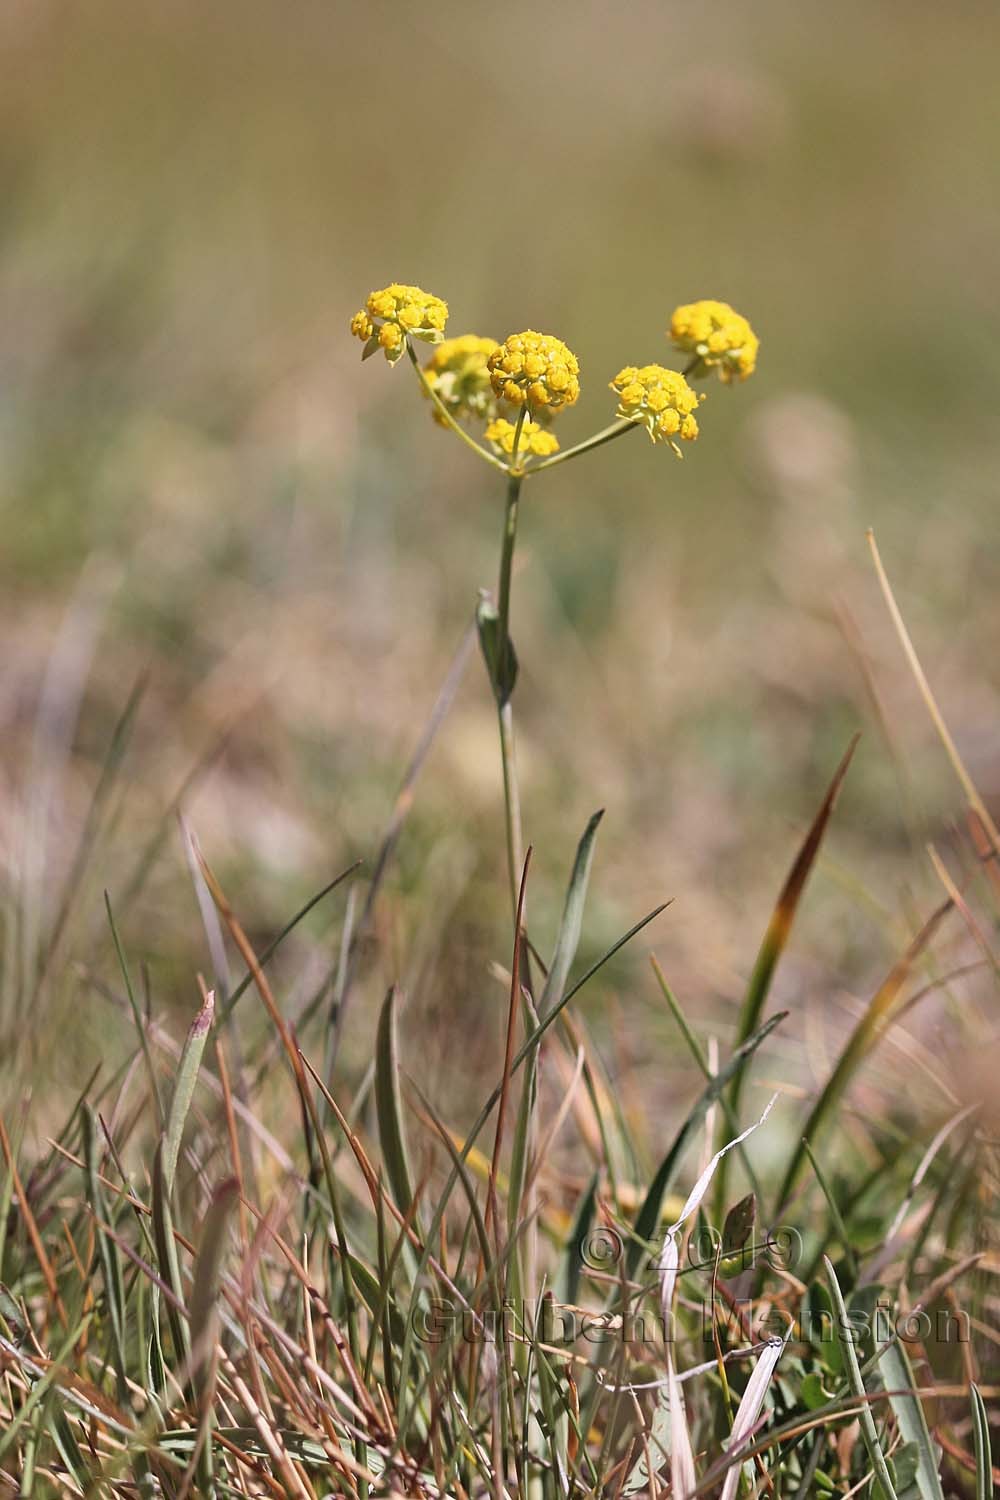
[405,341,507,473]
[496,468,522,691]
[498,702,524,922]
[527,418,638,475]
[496,462,526,920]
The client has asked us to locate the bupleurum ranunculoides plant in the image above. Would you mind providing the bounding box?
[350,285,759,918]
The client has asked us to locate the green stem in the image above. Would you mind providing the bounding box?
[498,701,524,923]
[405,341,507,474]
[497,467,522,687]
[527,419,639,476]
[496,465,525,920]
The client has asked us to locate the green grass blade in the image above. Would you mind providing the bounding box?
[151,1141,190,1367]
[802,1136,858,1283]
[82,1106,129,1404]
[971,1383,992,1500]
[558,1170,598,1307]
[105,891,164,1131]
[824,1257,898,1500]
[163,988,214,1196]
[876,1336,944,1500]
[374,985,417,1223]
[651,956,764,1207]
[628,1010,787,1276]
[538,809,603,1019]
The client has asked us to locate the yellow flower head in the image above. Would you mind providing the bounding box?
[487,331,581,414]
[350,283,449,366]
[484,417,560,460]
[423,335,499,424]
[669,299,759,383]
[611,365,704,456]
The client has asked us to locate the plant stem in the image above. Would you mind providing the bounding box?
[496,464,525,921]
[405,341,507,474]
[498,701,524,923]
[527,419,638,475]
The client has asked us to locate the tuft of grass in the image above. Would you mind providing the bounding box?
[0,762,995,1495]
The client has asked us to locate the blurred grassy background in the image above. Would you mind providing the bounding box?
[2,1,999,1128]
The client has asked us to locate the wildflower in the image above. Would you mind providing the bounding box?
[669,299,759,383]
[484,417,560,459]
[610,365,704,455]
[423,335,499,424]
[350,283,449,365]
[487,332,580,414]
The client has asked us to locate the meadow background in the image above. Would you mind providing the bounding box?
[2,0,999,1139]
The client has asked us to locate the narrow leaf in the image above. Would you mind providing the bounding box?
[877,1337,944,1500]
[539,810,604,1018]
[163,989,214,1197]
[971,1383,992,1500]
[375,986,417,1222]
[720,736,858,1215]
[629,1011,786,1275]
[824,1257,898,1500]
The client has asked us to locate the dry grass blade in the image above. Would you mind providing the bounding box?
[184,1175,239,1496]
[868,528,1000,855]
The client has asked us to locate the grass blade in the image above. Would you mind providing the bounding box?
[538,809,603,1019]
[970,1383,992,1500]
[374,985,417,1223]
[876,1336,944,1500]
[82,1106,129,1404]
[824,1257,898,1500]
[163,988,214,1197]
[628,1010,787,1276]
[187,1176,239,1494]
[105,890,164,1131]
[720,735,858,1213]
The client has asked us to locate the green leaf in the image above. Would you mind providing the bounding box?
[151,1141,189,1368]
[163,989,214,1197]
[81,1107,129,1404]
[628,1010,787,1276]
[824,1257,899,1500]
[970,1383,992,1500]
[877,1337,944,1500]
[801,1371,833,1410]
[374,986,417,1223]
[539,810,604,1020]
[477,596,518,706]
[558,1170,598,1308]
[508,810,603,1311]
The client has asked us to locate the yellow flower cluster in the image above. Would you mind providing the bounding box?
[611,365,704,455]
[487,332,580,414]
[669,299,758,383]
[422,335,499,423]
[484,417,560,459]
[350,283,449,365]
